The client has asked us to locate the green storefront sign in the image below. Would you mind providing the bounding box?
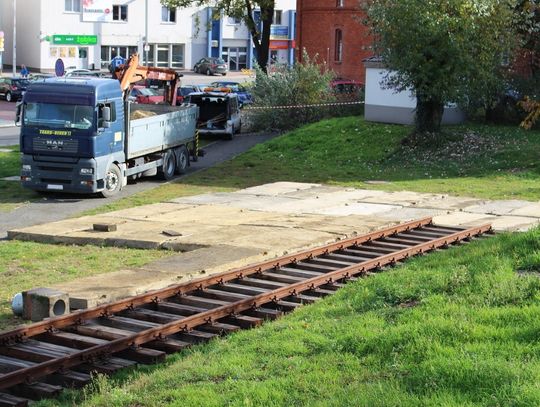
[52,35,98,46]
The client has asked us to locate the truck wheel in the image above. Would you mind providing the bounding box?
[175,145,189,175]
[5,92,12,102]
[100,163,122,198]
[159,150,176,180]
[236,121,242,134]
[206,68,211,76]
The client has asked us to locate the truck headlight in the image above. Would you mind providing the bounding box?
[22,165,31,171]
[80,168,94,175]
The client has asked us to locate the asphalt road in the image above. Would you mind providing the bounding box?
[0,132,276,240]
[0,126,19,146]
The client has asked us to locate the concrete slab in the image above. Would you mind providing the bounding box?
[464,200,532,216]
[235,182,320,196]
[64,245,265,308]
[432,212,497,228]
[316,202,402,216]
[510,203,540,218]
[8,182,540,310]
[376,207,446,222]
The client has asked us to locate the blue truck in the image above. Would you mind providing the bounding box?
[17,77,199,197]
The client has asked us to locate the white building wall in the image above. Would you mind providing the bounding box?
[0,0,42,71]
[365,68,416,109]
[364,66,465,125]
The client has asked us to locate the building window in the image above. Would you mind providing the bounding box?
[65,0,81,12]
[273,10,282,25]
[113,5,128,22]
[161,7,176,23]
[172,45,184,69]
[228,16,241,25]
[101,46,137,68]
[336,0,344,7]
[157,44,170,67]
[335,29,343,62]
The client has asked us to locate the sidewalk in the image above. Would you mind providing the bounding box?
[0,119,14,128]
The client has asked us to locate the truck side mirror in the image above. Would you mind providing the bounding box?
[101,106,111,128]
[102,106,111,122]
[15,102,22,127]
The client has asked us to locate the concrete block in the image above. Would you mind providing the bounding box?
[22,288,69,322]
[93,223,117,232]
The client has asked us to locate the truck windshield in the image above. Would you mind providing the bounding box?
[23,103,95,130]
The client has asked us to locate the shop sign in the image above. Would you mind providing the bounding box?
[269,40,290,50]
[82,0,113,22]
[52,35,98,45]
[270,25,289,40]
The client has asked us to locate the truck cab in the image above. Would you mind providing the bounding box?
[19,77,126,194]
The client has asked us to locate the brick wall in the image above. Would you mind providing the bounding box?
[296,0,372,83]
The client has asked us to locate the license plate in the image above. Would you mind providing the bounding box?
[47,184,63,190]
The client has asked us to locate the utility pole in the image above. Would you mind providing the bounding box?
[12,0,16,76]
[144,0,149,65]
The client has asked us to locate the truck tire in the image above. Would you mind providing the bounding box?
[159,150,176,180]
[5,92,12,102]
[175,145,189,175]
[100,163,122,198]
[206,68,211,76]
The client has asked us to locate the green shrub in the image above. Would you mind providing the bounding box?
[248,52,337,131]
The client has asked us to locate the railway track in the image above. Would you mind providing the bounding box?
[0,217,491,406]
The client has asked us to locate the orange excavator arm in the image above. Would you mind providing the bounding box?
[114,53,181,106]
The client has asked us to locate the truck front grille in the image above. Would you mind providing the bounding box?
[33,138,79,154]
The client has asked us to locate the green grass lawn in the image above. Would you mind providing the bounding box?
[0,242,173,331]
[0,145,38,212]
[38,228,540,407]
[185,117,540,200]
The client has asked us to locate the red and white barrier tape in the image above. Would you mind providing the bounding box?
[243,101,365,110]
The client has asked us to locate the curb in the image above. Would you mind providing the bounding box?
[0,121,15,128]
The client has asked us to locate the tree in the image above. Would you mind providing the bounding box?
[362,0,516,142]
[512,1,540,128]
[161,0,275,71]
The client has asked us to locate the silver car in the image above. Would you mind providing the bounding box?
[193,57,228,76]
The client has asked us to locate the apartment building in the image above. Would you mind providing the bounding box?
[0,0,295,72]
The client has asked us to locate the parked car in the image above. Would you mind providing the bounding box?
[29,73,55,82]
[0,77,30,102]
[130,86,164,104]
[190,91,241,139]
[193,57,228,76]
[330,78,364,102]
[209,81,253,105]
[176,85,200,104]
[64,69,105,78]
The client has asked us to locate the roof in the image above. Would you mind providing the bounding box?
[25,77,122,104]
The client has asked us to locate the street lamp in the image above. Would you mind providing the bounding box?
[12,0,16,76]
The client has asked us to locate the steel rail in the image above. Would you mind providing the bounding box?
[0,217,434,344]
[0,221,491,390]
